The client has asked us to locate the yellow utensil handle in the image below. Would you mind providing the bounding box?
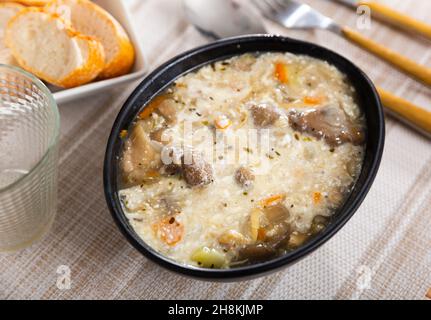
[359,1,431,40]
[342,26,431,87]
[377,87,431,136]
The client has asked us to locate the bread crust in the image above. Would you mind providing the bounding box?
[3,0,50,6]
[47,0,135,79]
[5,8,105,88]
[0,2,25,10]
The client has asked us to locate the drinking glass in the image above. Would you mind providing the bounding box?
[0,64,60,252]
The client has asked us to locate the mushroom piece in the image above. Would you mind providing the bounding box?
[235,203,291,265]
[236,243,277,264]
[250,104,280,128]
[121,124,161,186]
[235,167,255,189]
[181,152,214,187]
[288,106,365,147]
[150,127,171,144]
[157,100,177,124]
[263,204,292,249]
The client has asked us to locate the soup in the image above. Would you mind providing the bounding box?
[118,52,366,268]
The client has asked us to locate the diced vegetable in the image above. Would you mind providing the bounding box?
[191,247,227,268]
[214,115,232,130]
[303,96,324,105]
[274,62,289,84]
[120,129,128,139]
[260,194,285,208]
[138,95,167,120]
[153,216,184,246]
[313,192,322,205]
[146,169,160,178]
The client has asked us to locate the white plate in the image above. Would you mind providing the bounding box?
[52,0,146,104]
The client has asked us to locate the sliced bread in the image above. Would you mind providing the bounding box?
[0,2,24,65]
[5,8,105,88]
[0,3,23,32]
[46,0,135,79]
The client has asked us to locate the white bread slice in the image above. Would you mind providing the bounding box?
[46,0,135,79]
[0,47,16,65]
[5,8,105,88]
[0,3,23,31]
[0,2,24,65]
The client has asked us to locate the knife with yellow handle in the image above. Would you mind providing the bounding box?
[334,0,431,41]
[377,87,431,137]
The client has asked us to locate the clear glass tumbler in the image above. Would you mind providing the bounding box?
[0,65,60,252]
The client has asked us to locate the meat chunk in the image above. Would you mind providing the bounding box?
[181,152,214,187]
[289,106,365,147]
[235,167,255,189]
[121,124,161,186]
[160,146,183,176]
[250,104,280,128]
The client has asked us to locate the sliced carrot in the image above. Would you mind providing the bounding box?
[214,115,232,130]
[303,96,324,105]
[313,192,322,205]
[138,95,168,120]
[260,194,285,208]
[274,62,289,84]
[145,169,160,178]
[153,216,184,246]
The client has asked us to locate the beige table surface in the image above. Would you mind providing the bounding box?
[1,0,431,300]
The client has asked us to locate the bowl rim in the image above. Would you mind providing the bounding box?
[104,34,385,281]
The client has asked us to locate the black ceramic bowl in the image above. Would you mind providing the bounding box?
[104,35,385,281]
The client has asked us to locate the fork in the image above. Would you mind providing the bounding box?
[252,0,431,136]
[252,0,431,87]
